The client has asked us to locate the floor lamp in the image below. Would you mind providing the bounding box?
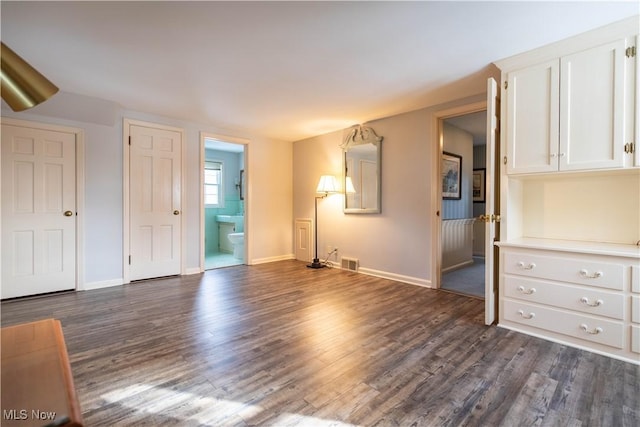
[308,175,338,269]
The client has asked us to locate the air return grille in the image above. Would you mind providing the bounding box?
[341,257,359,272]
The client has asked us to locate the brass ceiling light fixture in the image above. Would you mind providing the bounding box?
[1,42,59,111]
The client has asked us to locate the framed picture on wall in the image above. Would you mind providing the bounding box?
[442,152,462,200]
[473,168,486,202]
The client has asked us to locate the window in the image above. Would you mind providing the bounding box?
[204,161,224,207]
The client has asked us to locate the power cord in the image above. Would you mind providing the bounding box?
[321,249,338,268]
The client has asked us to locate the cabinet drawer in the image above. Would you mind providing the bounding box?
[632,296,640,324]
[505,276,623,320]
[504,252,624,290]
[503,299,624,349]
[632,325,640,354]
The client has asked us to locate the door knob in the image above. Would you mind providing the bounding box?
[173,210,180,215]
[64,211,73,217]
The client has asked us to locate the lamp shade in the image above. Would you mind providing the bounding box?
[345,176,356,194]
[1,42,59,111]
[316,175,339,194]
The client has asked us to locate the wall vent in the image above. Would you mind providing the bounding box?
[341,257,359,272]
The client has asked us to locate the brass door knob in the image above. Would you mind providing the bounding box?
[173,210,180,215]
[64,211,73,217]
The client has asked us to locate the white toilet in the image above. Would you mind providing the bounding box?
[227,232,244,259]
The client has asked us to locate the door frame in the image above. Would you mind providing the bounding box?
[0,117,85,292]
[430,100,487,291]
[199,132,250,271]
[123,118,185,284]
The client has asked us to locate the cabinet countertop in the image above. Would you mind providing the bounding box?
[497,238,640,258]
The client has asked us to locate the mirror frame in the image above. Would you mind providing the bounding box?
[340,125,382,214]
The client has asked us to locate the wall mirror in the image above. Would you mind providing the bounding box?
[340,125,382,214]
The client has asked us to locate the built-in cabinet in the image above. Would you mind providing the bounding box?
[505,36,636,174]
[497,17,640,364]
[500,241,638,363]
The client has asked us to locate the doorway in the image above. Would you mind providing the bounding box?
[200,134,248,270]
[432,78,501,325]
[440,110,487,299]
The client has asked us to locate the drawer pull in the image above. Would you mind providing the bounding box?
[579,269,603,279]
[517,309,535,320]
[517,286,536,295]
[580,324,603,335]
[580,297,603,307]
[517,262,536,270]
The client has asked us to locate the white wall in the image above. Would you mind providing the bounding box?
[292,89,494,287]
[1,91,293,288]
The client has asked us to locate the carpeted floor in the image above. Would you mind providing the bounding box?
[441,257,485,298]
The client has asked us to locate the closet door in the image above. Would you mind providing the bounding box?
[1,124,77,298]
[128,123,182,281]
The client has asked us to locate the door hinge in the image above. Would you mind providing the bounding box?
[626,46,636,58]
[503,156,507,165]
[129,255,131,265]
[504,81,508,90]
[128,136,131,145]
[625,143,636,154]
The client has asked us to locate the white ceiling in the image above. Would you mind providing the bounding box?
[1,1,637,142]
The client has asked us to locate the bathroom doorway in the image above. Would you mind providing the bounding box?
[439,110,488,299]
[200,133,248,270]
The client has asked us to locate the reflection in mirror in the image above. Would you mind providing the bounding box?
[340,125,382,214]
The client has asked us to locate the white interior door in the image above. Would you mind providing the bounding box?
[1,124,76,299]
[129,124,182,281]
[485,77,499,325]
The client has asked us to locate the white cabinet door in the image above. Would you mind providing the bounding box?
[635,35,640,168]
[560,39,627,170]
[1,124,76,298]
[129,124,182,281]
[506,59,560,174]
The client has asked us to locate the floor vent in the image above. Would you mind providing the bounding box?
[341,257,359,272]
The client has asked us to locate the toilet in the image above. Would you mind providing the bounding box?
[227,232,244,259]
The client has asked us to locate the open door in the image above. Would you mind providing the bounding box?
[484,77,500,325]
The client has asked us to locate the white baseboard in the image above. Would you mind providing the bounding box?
[184,267,202,275]
[333,263,432,288]
[442,259,474,274]
[82,278,123,291]
[251,254,295,265]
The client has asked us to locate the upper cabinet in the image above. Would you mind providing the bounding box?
[504,34,637,174]
[506,59,559,173]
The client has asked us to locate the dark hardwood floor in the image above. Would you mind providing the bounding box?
[2,260,638,426]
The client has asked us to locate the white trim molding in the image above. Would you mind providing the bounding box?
[358,267,432,288]
[251,254,295,265]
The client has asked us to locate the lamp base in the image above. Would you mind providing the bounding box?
[307,259,325,269]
